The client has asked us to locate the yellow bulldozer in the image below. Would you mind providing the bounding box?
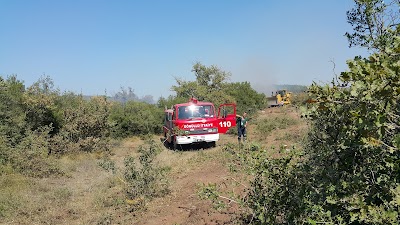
[267,89,292,107]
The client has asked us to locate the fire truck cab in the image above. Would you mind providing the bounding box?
[163,98,236,149]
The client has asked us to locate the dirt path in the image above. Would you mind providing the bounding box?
[136,161,231,225]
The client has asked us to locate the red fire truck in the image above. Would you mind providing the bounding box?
[163,98,236,149]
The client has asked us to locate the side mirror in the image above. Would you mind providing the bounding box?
[222,108,227,118]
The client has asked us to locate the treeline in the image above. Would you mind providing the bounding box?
[0,63,266,177]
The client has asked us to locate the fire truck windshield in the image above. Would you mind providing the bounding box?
[178,105,214,119]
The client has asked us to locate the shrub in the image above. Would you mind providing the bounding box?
[290,92,309,106]
[124,140,170,201]
[24,76,60,133]
[99,139,170,212]
[0,76,27,146]
[0,136,12,174]
[0,76,114,178]
[50,95,111,154]
[245,44,400,224]
[10,126,64,178]
[255,116,298,134]
[109,101,163,138]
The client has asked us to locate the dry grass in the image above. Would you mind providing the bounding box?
[249,106,308,155]
[0,153,116,225]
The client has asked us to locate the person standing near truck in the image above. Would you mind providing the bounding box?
[236,112,248,143]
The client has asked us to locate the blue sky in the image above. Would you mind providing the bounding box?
[0,0,367,99]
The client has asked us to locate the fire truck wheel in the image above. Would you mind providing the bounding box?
[172,139,178,150]
[210,141,216,148]
[163,133,169,148]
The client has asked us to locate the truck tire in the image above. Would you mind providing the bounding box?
[163,132,169,148]
[210,141,216,148]
[172,137,179,150]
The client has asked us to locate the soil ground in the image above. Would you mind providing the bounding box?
[0,106,306,225]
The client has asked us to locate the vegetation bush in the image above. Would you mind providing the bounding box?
[11,126,64,177]
[0,76,64,176]
[0,75,116,176]
[109,101,163,138]
[199,2,400,224]
[290,92,309,106]
[0,76,27,146]
[255,116,299,134]
[24,76,60,133]
[224,82,267,114]
[242,1,400,224]
[99,139,170,212]
[50,95,111,154]
[124,140,170,202]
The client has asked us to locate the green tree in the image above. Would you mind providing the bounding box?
[171,62,234,106]
[224,82,266,114]
[244,0,400,224]
[345,0,400,53]
[192,62,231,92]
[299,50,400,224]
